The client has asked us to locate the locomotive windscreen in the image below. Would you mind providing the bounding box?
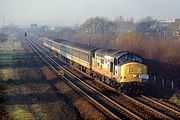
[118,53,142,64]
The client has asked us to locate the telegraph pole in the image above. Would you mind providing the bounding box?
[0,13,3,26]
[2,15,5,26]
[0,14,5,26]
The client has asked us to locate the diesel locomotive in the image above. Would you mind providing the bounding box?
[41,38,149,94]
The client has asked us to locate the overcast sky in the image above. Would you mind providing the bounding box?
[0,0,180,26]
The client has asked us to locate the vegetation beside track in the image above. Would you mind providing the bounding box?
[0,34,35,120]
[170,93,180,106]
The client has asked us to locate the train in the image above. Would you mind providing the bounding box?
[40,38,149,95]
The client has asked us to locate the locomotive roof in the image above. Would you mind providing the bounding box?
[45,38,99,52]
[59,40,99,52]
[95,48,129,58]
[95,49,116,56]
[45,38,135,57]
[52,39,67,43]
[42,38,66,43]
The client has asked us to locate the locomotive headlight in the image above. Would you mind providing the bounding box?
[133,74,138,78]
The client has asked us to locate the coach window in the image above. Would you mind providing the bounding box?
[55,44,57,49]
[78,50,80,58]
[63,46,66,52]
[79,51,81,58]
[87,55,89,62]
[62,46,65,52]
[76,50,79,57]
[65,47,67,53]
[73,49,76,56]
[84,53,88,61]
[59,45,62,51]
[67,48,70,54]
[75,49,78,57]
[61,46,63,51]
[69,48,72,55]
[81,51,84,59]
[72,49,74,55]
[81,51,84,60]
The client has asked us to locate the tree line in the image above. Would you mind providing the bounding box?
[0,33,8,43]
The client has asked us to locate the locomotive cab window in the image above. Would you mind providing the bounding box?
[135,55,143,63]
[118,54,142,63]
[130,54,142,63]
[118,55,127,63]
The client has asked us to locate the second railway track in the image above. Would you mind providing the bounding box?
[136,95,180,119]
[152,98,180,112]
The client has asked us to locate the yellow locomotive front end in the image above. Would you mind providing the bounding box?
[120,62,148,83]
[117,62,148,94]
[113,53,148,94]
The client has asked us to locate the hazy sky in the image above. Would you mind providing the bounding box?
[0,0,180,26]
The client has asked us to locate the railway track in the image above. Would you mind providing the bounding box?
[24,37,144,119]
[28,36,179,119]
[58,64,172,119]
[136,95,180,119]
[152,98,180,112]
[82,77,173,119]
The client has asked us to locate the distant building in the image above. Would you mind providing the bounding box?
[31,23,38,29]
[171,19,180,36]
[174,19,180,23]
[174,19,180,29]
[159,20,175,23]
[155,20,173,35]
[154,19,180,36]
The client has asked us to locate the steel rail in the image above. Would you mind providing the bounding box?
[141,95,180,119]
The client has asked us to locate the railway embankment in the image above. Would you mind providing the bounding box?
[0,34,80,120]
